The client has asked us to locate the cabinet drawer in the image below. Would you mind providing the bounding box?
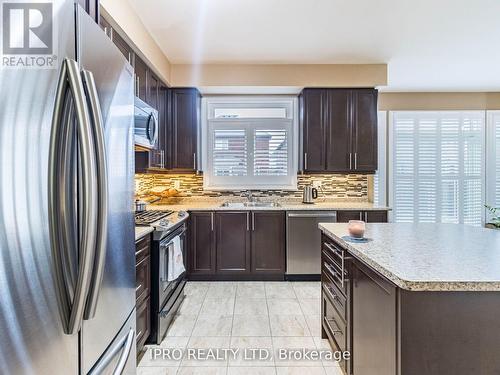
[136,255,150,303]
[322,249,348,297]
[322,294,346,353]
[322,273,347,321]
[136,297,151,354]
[135,235,151,263]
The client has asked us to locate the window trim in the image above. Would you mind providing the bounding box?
[201,96,299,191]
[486,110,500,220]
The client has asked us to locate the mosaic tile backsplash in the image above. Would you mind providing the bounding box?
[135,173,368,201]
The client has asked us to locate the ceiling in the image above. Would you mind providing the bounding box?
[128,0,500,91]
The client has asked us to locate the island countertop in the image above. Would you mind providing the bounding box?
[318,223,500,291]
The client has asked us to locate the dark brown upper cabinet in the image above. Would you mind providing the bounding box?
[78,0,99,23]
[301,88,378,173]
[251,211,285,275]
[134,56,148,102]
[111,31,133,65]
[352,89,378,172]
[302,89,326,172]
[169,88,201,172]
[147,73,159,108]
[215,212,251,275]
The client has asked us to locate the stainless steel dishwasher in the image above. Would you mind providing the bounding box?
[286,211,337,277]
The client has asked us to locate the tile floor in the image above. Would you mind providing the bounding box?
[138,281,344,375]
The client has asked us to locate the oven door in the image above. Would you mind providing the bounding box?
[158,224,187,304]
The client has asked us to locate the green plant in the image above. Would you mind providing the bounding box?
[485,205,500,228]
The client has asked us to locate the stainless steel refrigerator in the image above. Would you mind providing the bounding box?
[0,1,136,374]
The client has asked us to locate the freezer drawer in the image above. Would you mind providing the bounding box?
[286,211,337,275]
[88,309,136,375]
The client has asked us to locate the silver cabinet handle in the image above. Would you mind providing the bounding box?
[89,328,135,375]
[304,152,308,170]
[127,52,131,64]
[109,27,114,42]
[354,152,358,170]
[49,58,98,335]
[252,212,255,231]
[193,153,196,170]
[287,213,337,218]
[103,27,108,36]
[349,153,352,170]
[359,212,363,220]
[364,211,368,222]
[81,70,108,320]
[136,76,140,96]
[211,212,214,231]
[246,212,250,231]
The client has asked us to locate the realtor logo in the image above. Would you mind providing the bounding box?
[1,1,57,68]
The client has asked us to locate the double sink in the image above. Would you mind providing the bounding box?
[220,202,281,208]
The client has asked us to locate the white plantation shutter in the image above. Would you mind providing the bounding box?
[497,119,500,206]
[254,129,288,176]
[486,111,500,219]
[391,111,485,226]
[213,130,247,176]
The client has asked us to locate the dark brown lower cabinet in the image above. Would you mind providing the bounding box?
[188,211,285,280]
[336,210,388,223]
[136,298,151,357]
[215,212,251,274]
[251,211,286,275]
[135,235,151,359]
[188,212,216,275]
[352,260,397,375]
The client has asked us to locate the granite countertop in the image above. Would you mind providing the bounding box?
[135,226,154,241]
[318,223,500,292]
[145,200,391,212]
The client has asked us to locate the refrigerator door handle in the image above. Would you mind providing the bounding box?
[89,328,135,375]
[81,69,109,320]
[48,58,98,335]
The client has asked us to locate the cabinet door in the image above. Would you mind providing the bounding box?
[326,89,352,172]
[111,30,133,65]
[147,73,159,109]
[352,89,378,172]
[215,212,251,274]
[302,89,327,172]
[251,211,285,275]
[136,298,151,357]
[78,0,99,23]
[188,212,216,275]
[170,88,200,171]
[365,210,388,223]
[353,261,397,375]
[150,85,168,169]
[99,16,112,37]
[337,210,363,223]
[134,56,148,101]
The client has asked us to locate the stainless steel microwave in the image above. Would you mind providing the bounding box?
[134,97,158,149]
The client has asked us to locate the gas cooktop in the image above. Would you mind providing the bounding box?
[135,210,173,225]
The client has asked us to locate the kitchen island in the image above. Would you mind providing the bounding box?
[318,223,500,375]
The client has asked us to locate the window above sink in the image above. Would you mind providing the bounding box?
[201,96,299,191]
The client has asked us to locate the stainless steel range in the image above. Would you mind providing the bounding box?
[136,210,189,344]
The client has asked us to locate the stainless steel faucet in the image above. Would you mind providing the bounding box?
[245,190,255,202]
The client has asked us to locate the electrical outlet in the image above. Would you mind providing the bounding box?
[312,180,321,188]
[173,180,181,189]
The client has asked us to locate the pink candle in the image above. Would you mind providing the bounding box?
[348,220,366,238]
